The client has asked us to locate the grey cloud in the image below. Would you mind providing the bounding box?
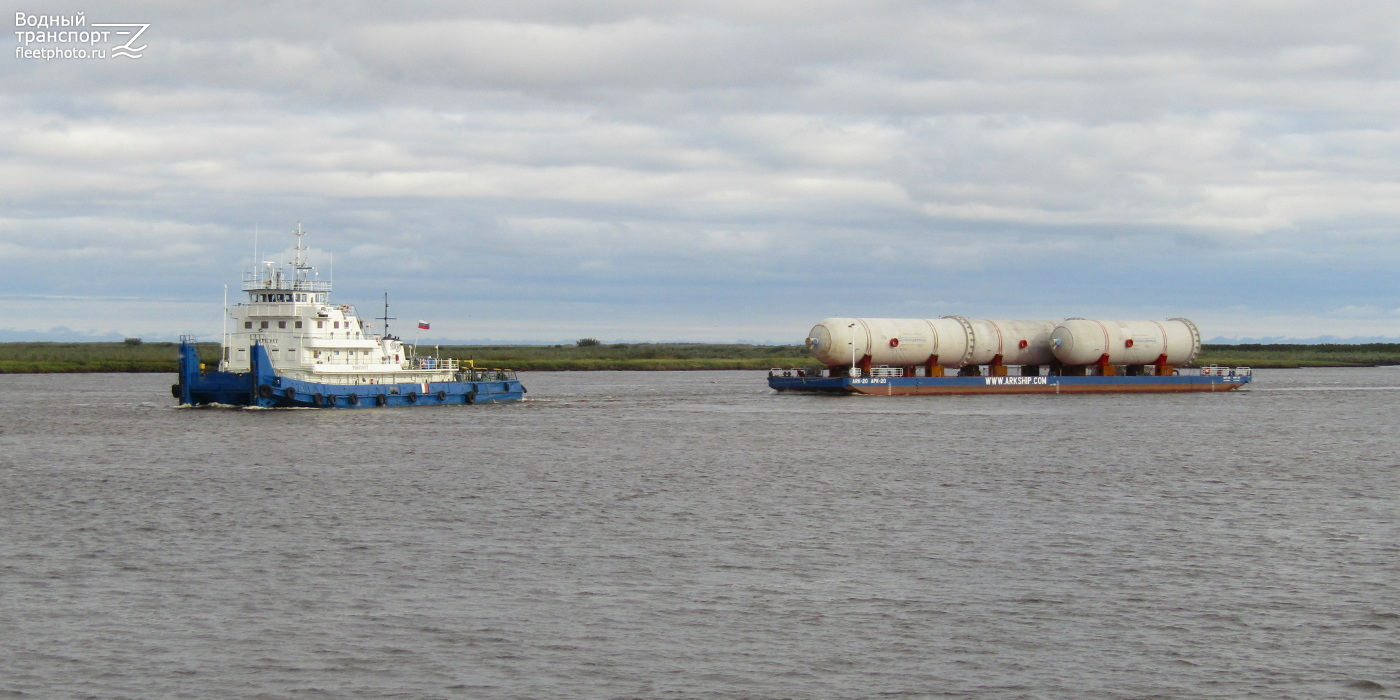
[3,1,1400,341]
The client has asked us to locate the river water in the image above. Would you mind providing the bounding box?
[1,368,1397,698]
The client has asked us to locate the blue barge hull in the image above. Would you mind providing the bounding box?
[174,342,525,408]
[769,371,1250,395]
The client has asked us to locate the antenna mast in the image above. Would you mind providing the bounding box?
[379,292,397,339]
[293,222,307,268]
[221,283,228,369]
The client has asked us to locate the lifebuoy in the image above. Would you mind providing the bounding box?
[889,338,899,348]
[1018,340,1028,349]
[406,392,417,404]
[1125,339,1135,348]
[375,394,388,406]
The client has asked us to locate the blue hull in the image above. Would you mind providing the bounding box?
[174,342,524,408]
[769,371,1250,395]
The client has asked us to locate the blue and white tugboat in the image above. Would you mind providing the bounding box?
[174,226,525,408]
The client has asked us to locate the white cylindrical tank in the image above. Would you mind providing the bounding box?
[807,317,951,368]
[806,317,1056,368]
[1050,318,1201,366]
[960,317,1057,366]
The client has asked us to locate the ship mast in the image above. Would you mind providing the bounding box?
[293,222,307,268]
[292,222,311,287]
[379,292,396,339]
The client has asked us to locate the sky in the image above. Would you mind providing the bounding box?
[5,0,1400,343]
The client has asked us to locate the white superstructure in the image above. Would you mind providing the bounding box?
[219,226,459,385]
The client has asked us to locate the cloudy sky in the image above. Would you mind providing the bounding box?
[5,1,1399,343]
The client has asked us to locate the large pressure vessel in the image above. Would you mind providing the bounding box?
[1049,318,1201,366]
[806,317,1056,368]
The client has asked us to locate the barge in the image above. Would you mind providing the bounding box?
[769,316,1251,395]
[769,365,1251,395]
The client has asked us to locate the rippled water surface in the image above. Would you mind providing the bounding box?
[2,369,1398,698]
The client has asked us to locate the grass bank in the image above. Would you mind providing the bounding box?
[1195,343,1400,368]
[2,341,1398,373]
[0,342,222,374]
[438,343,811,371]
[0,341,809,373]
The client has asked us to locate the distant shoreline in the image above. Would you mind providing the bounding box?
[3,341,1399,374]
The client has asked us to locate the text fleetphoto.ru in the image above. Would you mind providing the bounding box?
[14,11,148,60]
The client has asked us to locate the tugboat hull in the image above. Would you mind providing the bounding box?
[175,342,524,408]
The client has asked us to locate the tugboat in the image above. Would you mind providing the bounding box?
[173,225,525,408]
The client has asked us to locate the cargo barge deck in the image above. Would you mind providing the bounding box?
[769,365,1251,395]
[772,314,1252,395]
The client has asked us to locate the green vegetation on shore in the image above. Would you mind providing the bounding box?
[0,341,809,373]
[1194,343,1400,368]
[1,341,1398,373]
[436,342,811,371]
[0,341,222,374]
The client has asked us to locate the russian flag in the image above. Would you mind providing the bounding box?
[417,320,430,330]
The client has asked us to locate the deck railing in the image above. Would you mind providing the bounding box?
[241,272,333,292]
[461,369,517,382]
[412,357,460,371]
[1200,365,1252,376]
